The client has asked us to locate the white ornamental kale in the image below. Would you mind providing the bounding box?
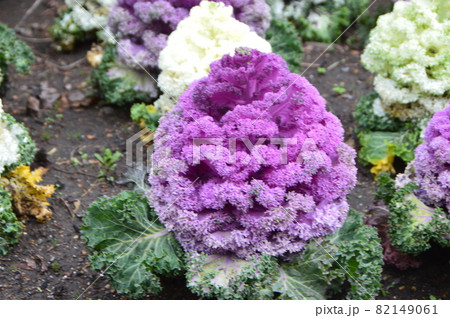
[65,0,117,32]
[0,102,20,175]
[362,0,450,120]
[0,99,35,174]
[51,0,117,50]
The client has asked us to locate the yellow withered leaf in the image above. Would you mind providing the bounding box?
[370,151,396,177]
[0,165,55,222]
[86,44,104,68]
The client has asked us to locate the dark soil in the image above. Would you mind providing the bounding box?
[0,0,448,300]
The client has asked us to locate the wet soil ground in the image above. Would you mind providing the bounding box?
[0,0,448,300]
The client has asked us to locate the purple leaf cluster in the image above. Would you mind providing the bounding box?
[109,0,270,70]
[149,49,357,258]
[413,103,450,211]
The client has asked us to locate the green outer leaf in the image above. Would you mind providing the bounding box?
[0,23,34,87]
[358,130,421,165]
[0,187,23,255]
[91,46,157,107]
[326,210,383,299]
[355,93,422,168]
[354,93,408,133]
[81,191,184,298]
[185,210,383,300]
[388,184,450,256]
[272,250,329,300]
[375,172,396,205]
[116,167,150,194]
[265,19,303,72]
[388,129,422,163]
[186,210,383,300]
[270,210,383,300]
[358,131,400,165]
[186,252,277,300]
[130,103,162,131]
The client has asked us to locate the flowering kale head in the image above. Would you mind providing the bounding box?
[109,0,270,70]
[361,0,450,120]
[149,49,357,258]
[50,0,118,51]
[413,103,450,211]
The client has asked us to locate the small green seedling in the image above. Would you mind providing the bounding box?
[95,148,122,181]
[317,67,326,74]
[51,261,61,272]
[77,150,89,164]
[50,238,58,248]
[79,151,88,160]
[332,83,346,95]
[70,157,81,167]
[42,132,51,142]
[7,265,17,272]
[67,131,82,140]
[70,151,89,167]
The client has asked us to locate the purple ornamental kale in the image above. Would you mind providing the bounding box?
[149,49,357,258]
[413,103,450,211]
[109,0,270,70]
